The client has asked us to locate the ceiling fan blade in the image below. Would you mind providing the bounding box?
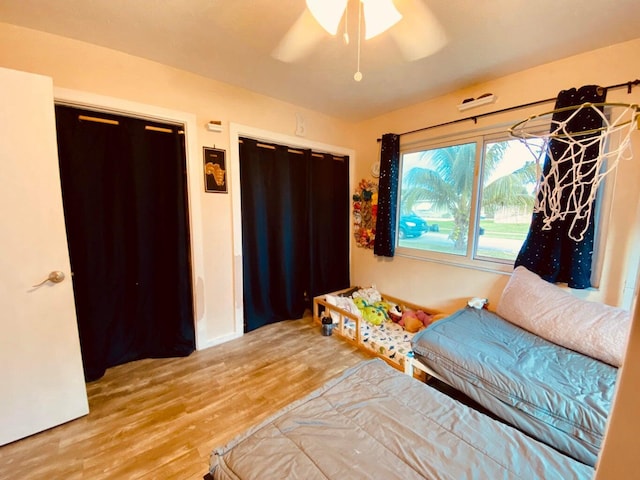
[390,0,448,61]
[272,9,327,63]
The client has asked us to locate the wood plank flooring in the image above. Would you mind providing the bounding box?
[0,314,371,479]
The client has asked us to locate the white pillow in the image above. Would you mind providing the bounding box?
[324,294,361,323]
[497,266,630,367]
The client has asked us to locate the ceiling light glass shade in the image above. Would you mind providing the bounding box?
[361,0,403,39]
[306,0,348,35]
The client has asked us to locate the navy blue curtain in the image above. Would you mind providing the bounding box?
[515,85,607,288]
[374,133,400,257]
[56,105,195,382]
[239,138,350,332]
[308,152,351,300]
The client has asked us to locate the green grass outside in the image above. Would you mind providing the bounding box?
[428,219,529,240]
[400,217,528,261]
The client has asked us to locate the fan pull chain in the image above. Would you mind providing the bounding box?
[354,0,363,81]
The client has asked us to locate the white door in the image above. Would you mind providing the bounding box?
[0,67,89,445]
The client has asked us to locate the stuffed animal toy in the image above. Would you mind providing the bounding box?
[388,304,403,323]
[362,305,386,325]
[402,311,424,333]
[468,297,489,309]
[400,309,436,333]
[415,310,433,326]
[353,297,388,326]
[372,301,391,319]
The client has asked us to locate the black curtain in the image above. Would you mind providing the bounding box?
[239,138,349,332]
[515,85,607,288]
[374,133,400,257]
[308,152,350,299]
[56,105,195,382]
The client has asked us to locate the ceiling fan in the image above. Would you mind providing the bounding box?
[272,0,447,78]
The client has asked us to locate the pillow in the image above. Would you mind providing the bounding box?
[324,294,361,323]
[497,266,630,367]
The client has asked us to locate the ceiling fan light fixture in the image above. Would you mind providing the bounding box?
[306,0,348,35]
[362,0,403,40]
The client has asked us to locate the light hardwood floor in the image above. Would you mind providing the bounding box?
[0,314,371,479]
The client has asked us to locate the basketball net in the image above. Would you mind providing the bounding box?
[510,102,639,241]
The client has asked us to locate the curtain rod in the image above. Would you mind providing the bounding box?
[378,79,640,141]
[239,138,347,161]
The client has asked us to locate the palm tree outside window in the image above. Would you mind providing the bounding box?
[398,133,543,266]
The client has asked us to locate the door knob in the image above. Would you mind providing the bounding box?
[33,271,65,287]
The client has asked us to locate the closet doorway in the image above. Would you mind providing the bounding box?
[55,105,195,382]
[239,137,350,332]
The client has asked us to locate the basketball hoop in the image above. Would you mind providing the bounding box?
[509,102,639,241]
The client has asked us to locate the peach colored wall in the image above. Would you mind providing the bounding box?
[0,22,357,348]
[2,21,638,340]
[352,38,640,314]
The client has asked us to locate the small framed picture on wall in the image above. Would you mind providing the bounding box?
[203,147,227,193]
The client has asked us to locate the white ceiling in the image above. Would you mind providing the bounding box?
[1,0,639,121]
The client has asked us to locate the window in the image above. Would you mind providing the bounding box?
[476,138,543,261]
[397,131,545,271]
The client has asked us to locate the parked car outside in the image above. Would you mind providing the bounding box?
[398,214,430,239]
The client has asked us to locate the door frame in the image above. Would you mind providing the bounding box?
[54,87,206,349]
[229,123,356,336]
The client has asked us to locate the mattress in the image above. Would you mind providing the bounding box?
[209,359,593,479]
[342,318,414,368]
[411,307,617,466]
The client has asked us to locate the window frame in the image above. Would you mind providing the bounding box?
[395,121,610,281]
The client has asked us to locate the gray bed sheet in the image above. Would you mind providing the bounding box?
[411,307,617,467]
[209,359,592,479]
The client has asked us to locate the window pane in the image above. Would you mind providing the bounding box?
[475,138,544,262]
[399,143,476,256]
